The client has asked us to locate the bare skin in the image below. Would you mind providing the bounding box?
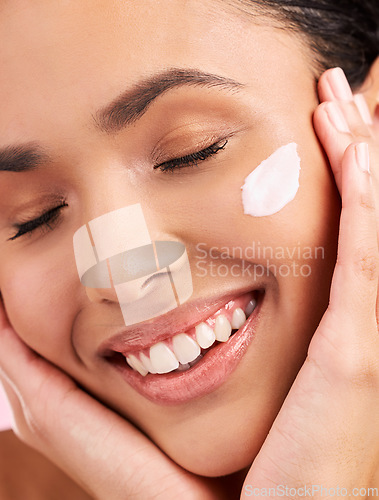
[0,1,378,498]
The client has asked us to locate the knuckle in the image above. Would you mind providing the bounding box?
[353,247,379,281]
[359,192,376,211]
[349,123,371,138]
[339,348,379,390]
[314,102,328,121]
[345,102,371,137]
[309,328,379,391]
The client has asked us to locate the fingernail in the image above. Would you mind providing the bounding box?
[326,68,354,101]
[355,143,370,173]
[353,94,373,125]
[325,102,350,133]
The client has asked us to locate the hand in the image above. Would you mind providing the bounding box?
[0,304,224,500]
[243,68,379,496]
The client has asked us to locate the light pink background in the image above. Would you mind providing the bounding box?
[0,382,12,431]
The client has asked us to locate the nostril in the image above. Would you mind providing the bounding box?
[73,204,193,327]
[85,286,119,304]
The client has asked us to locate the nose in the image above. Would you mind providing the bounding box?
[76,241,120,303]
[73,203,151,304]
[73,204,193,326]
[84,262,119,304]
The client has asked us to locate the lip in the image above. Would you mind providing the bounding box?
[98,285,264,355]
[101,288,264,405]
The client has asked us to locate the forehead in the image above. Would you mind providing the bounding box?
[0,0,308,145]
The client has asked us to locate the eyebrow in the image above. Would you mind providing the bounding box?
[0,143,51,173]
[94,68,244,133]
[0,68,244,173]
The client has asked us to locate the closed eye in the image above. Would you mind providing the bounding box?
[8,203,68,241]
[153,138,228,173]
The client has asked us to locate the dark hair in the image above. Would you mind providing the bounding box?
[235,0,379,89]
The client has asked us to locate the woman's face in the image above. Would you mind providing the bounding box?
[0,0,340,476]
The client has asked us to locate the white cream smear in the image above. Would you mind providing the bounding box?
[241,142,301,217]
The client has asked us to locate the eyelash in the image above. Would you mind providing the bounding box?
[153,138,228,173]
[8,140,228,240]
[9,202,68,241]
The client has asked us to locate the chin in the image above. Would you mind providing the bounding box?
[145,389,280,478]
[158,417,268,477]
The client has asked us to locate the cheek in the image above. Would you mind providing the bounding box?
[143,116,339,271]
[179,140,339,271]
[1,239,81,361]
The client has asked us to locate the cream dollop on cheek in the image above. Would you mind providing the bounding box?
[241,142,301,217]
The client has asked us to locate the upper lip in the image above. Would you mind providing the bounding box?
[98,284,264,357]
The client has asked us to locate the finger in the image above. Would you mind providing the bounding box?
[314,100,372,195]
[319,68,374,126]
[307,143,379,395]
[318,67,354,103]
[353,94,374,126]
[0,314,145,491]
[328,143,378,332]
[0,375,42,451]
[0,368,55,449]
[305,143,378,395]
[0,378,16,429]
[318,67,374,127]
[314,78,379,244]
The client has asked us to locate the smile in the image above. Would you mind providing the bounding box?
[103,289,263,404]
[125,294,258,376]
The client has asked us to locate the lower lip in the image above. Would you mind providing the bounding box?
[108,293,263,405]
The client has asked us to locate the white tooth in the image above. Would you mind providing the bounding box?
[139,352,157,374]
[126,356,136,370]
[214,315,232,342]
[231,308,246,329]
[126,354,148,377]
[172,333,201,364]
[195,322,216,349]
[149,342,179,374]
[189,353,203,367]
[245,298,257,317]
